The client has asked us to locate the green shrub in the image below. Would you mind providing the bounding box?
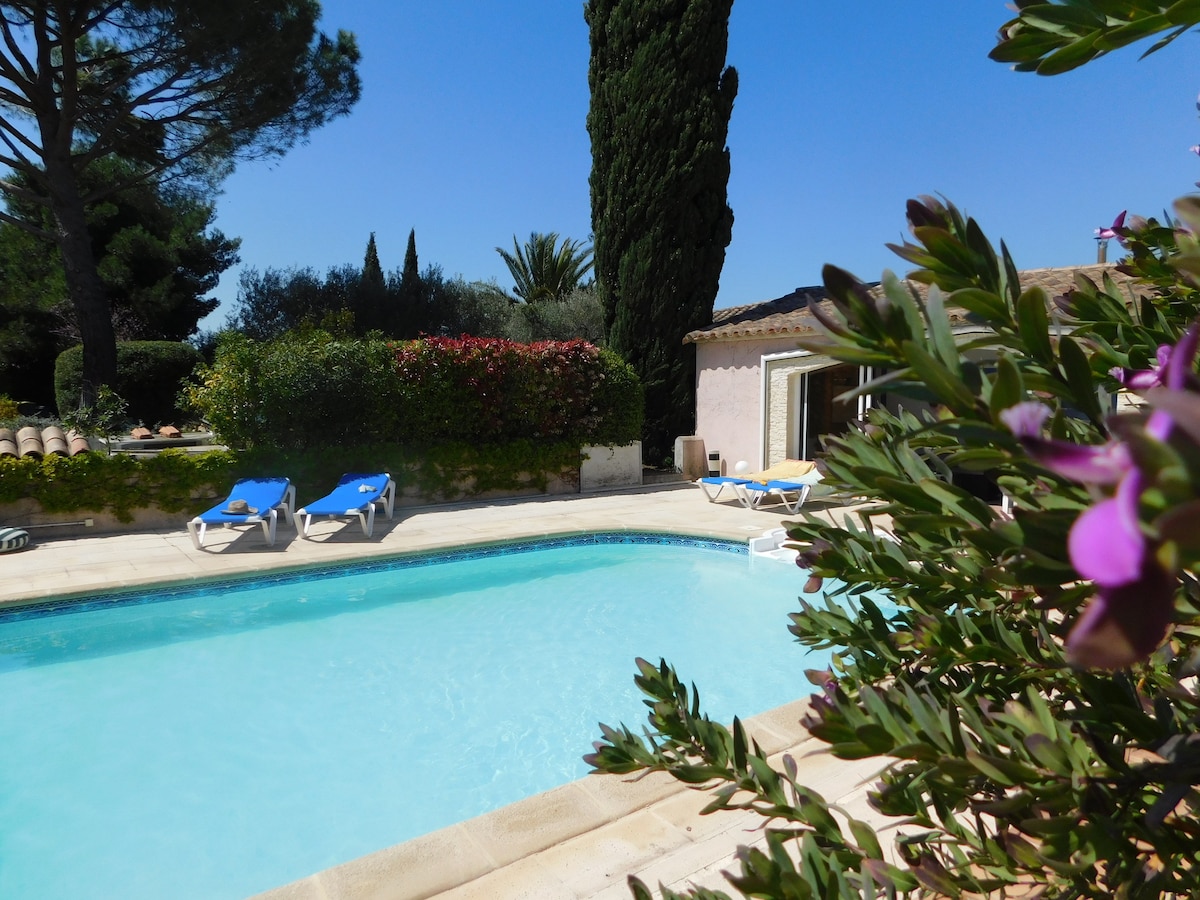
[586,196,1200,898]
[185,331,403,450]
[0,395,18,420]
[188,332,643,451]
[241,440,582,504]
[54,341,202,425]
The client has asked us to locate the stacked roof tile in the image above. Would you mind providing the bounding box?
[0,426,91,459]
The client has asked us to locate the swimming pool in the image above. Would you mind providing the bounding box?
[0,533,836,899]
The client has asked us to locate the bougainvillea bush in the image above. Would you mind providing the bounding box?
[390,336,643,447]
[187,332,642,451]
[586,196,1200,898]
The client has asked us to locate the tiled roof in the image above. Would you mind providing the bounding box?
[685,263,1138,344]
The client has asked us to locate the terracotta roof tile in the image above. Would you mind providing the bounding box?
[685,263,1139,344]
[0,426,91,459]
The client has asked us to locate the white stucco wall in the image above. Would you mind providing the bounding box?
[693,335,806,473]
[580,442,643,491]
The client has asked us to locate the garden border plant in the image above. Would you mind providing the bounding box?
[587,194,1200,899]
[584,6,1200,889]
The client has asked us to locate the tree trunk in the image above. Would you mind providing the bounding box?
[45,159,117,408]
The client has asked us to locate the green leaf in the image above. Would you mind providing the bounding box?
[912,226,977,273]
[1057,334,1103,424]
[1164,0,1200,26]
[1094,14,1169,51]
[1021,6,1105,32]
[988,354,1024,419]
[1139,23,1190,58]
[902,341,979,411]
[918,478,995,527]
[732,716,747,772]
[1016,286,1054,364]
[1021,733,1069,775]
[876,476,948,513]
[854,723,896,753]
[1018,814,1080,836]
[925,286,961,372]
[1036,30,1104,75]
[966,750,1037,786]
[950,287,1010,324]
[989,31,1069,64]
[973,790,1034,816]
[881,269,925,343]
[847,818,884,858]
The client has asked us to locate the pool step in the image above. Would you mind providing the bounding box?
[748,528,798,562]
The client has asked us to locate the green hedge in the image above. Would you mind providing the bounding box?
[54,341,203,425]
[0,442,583,521]
[187,332,643,451]
[0,449,237,521]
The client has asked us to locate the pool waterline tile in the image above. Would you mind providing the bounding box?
[0,530,749,621]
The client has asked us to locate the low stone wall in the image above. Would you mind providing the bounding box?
[0,465,589,536]
[0,497,203,536]
[394,468,581,507]
[0,442,650,536]
[580,441,642,492]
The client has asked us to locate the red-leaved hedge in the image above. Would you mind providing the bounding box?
[189,331,642,451]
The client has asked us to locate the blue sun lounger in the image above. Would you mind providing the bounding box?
[297,473,396,538]
[187,477,295,550]
[736,477,822,514]
[697,459,824,507]
[696,475,751,503]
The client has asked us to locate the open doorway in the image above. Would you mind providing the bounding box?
[792,363,868,459]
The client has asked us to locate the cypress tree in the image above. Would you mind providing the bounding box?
[396,228,425,337]
[401,228,420,288]
[585,0,737,462]
[354,232,387,333]
[363,232,384,289]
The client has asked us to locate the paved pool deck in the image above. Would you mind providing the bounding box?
[2,483,893,899]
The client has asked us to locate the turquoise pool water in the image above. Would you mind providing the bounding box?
[0,534,834,899]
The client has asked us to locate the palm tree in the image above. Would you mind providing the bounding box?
[496,232,593,302]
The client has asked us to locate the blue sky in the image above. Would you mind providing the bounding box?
[203,2,1200,329]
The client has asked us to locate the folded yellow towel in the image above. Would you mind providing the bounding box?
[747,459,817,484]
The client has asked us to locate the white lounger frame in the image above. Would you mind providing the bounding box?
[299,478,396,538]
[187,484,296,550]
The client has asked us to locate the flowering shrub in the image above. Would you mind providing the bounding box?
[587,196,1200,898]
[391,335,641,447]
[187,332,642,451]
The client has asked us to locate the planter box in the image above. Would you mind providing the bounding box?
[580,442,642,492]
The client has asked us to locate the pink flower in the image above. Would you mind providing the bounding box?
[1000,325,1199,668]
[1094,210,1127,242]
